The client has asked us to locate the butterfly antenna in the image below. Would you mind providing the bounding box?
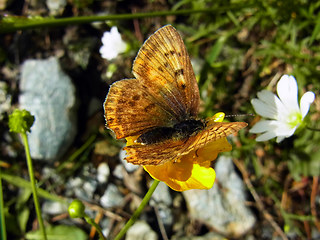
[225,113,255,118]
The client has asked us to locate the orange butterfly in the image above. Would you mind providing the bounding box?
[104,25,247,165]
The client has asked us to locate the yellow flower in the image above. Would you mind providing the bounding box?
[126,113,234,192]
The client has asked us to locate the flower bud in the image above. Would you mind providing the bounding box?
[68,199,85,218]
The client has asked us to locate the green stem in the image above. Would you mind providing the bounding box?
[21,133,47,240]
[84,215,106,240]
[56,134,96,172]
[114,180,160,240]
[0,4,253,33]
[0,168,7,240]
[306,126,320,132]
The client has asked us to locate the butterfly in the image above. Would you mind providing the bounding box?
[104,25,247,166]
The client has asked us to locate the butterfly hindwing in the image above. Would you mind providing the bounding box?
[124,121,247,165]
[182,121,248,155]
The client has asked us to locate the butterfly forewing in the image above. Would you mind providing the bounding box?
[105,79,177,139]
[132,25,200,122]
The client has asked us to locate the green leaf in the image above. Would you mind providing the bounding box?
[206,35,227,65]
[18,207,30,234]
[25,225,87,240]
[309,13,320,45]
[1,173,66,203]
[16,189,32,233]
[288,149,320,178]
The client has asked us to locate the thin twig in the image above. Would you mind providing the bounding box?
[306,127,320,132]
[303,220,311,240]
[83,201,124,221]
[310,176,320,231]
[89,211,104,240]
[233,158,288,240]
[153,205,168,240]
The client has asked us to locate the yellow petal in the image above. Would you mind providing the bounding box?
[144,156,193,183]
[194,137,232,165]
[144,136,231,191]
[144,163,215,191]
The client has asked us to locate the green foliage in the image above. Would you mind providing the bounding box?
[25,225,87,240]
[288,124,320,178]
[16,189,32,234]
[1,173,65,203]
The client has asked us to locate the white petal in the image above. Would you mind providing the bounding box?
[99,45,118,60]
[110,26,119,35]
[277,75,300,113]
[262,90,289,121]
[101,32,111,45]
[252,90,289,120]
[255,131,278,141]
[251,98,275,119]
[249,120,278,133]
[251,91,278,119]
[256,90,280,117]
[256,90,277,104]
[275,127,296,143]
[250,119,297,142]
[274,121,296,136]
[300,91,315,118]
[100,27,127,60]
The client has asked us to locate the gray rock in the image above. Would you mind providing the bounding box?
[119,149,140,172]
[19,57,76,161]
[150,181,172,206]
[42,201,68,215]
[101,217,111,238]
[150,181,174,229]
[113,164,125,179]
[46,0,67,15]
[125,221,158,240]
[42,167,64,186]
[183,156,256,238]
[312,227,320,239]
[66,176,97,202]
[0,81,11,120]
[100,184,123,208]
[65,163,99,201]
[97,162,110,184]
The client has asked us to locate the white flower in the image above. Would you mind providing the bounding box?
[99,26,127,60]
[250,75,315,142]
